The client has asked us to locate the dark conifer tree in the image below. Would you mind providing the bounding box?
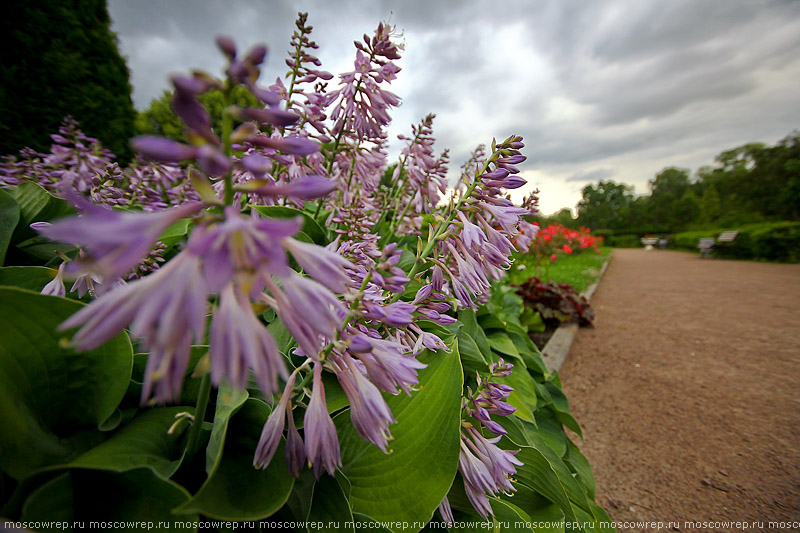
[0,0,136,162]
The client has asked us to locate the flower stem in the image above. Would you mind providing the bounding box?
[221,80,234,206]
[185,373,213,460]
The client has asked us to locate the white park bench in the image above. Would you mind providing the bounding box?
[698,238,715,258]
[717,231,739,244]
[697,231,738,258]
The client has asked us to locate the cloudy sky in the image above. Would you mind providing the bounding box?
[108,0,800,214]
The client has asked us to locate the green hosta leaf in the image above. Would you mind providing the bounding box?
[459,308,492,358]
[335,347,463,532]
[307,474,355,533]
[252,205,328,245]
[158,218,191,249]
[453,498,535,532]
[284,469,316,524]
[456,328,487,371]
[0,188,20,265]
[66,407,190,479]
[0,288,133,480]
[487,332,520,360]
[565,439,596,500]
[587,502,615,533]
[0,265,57,293]
[176,399,295,520]
[267,318,294,355]
[477,312,506,331]
[545,382,582,437]
[205,382,249,474]
[497,417,592,523]
[351,514,392,532]
[531,410,568,457]
[506,445,578,524]
[499,484,566,532]
[20,473,74,529]
[22,469,197,532]
[8,182,75,243]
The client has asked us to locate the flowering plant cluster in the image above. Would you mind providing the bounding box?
[525,223,603,263]
[0,13,610,532]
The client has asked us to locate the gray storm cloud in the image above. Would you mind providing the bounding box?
[108,0,800,213]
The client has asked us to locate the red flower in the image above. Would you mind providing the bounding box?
[550,253,557,262]
[562,244,573,254]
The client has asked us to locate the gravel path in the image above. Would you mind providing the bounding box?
[560,249,800,532]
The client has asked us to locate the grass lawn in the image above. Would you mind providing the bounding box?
[508,246,612,293]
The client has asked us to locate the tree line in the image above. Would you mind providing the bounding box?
[547,132,800,234]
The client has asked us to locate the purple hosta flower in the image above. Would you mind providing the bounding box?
[125,160,199,212]
[458,211,487,251]
[254,371,297,469]
[284,408,306,477]
[458,427,522,519]
[0,118,115,197]
[38,200,204,280]
[59,251,207,403]
[475,213,514,257]
[282,237,351,292]
[128,242,167,280]
[458,438,495,518]
[249,175,337,202]
[346,333,425,394]
[412,284,432,305]
[396,115,450,214]
[131,136,198,164]
[41,263,66,297]
[70,271,101,298]
[334,353,396,451]
[448,242,491,296]
[438,497,455,526]
[329,22,403,140]
[363,301,416,327]
[468,362,516,436]
[409,325,448,353]
[250,135,319,157]
[368,243,409,294]
[281,14,335,110]
[188,207,301,291]
[304,361,341,478]
[263,273,346,360]
[170,75,219,143]
[211,283,287,397]
[478,199,528,235]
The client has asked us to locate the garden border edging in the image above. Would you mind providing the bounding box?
[541,252,612,373]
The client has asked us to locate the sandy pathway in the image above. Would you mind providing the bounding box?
[561,249,800,532]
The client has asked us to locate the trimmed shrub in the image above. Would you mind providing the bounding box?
[671,222,800,262]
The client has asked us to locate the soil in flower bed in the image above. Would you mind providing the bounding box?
[561,249,800,530]
[529,320,562,350]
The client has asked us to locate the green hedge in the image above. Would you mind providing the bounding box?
[670,222,800,262]
[593,230,642,248]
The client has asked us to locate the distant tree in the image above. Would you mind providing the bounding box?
[136,85,261,141]
[576,180,635,230]
[548,208,579,229]
[674,189,701,230]
[748,132,800,220]
[648,167,691,230]
[699,184,721,224]
[0,0,136,162]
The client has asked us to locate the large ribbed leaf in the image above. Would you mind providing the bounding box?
[335,346,463,532]
[0,288,133,480]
